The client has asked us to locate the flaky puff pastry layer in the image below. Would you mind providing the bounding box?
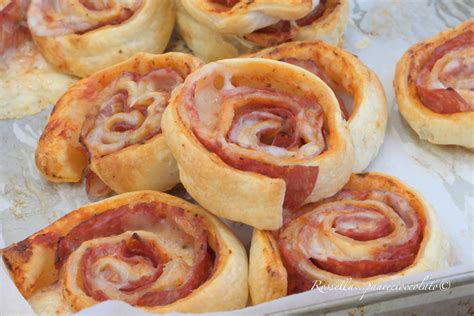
[176,0,348,62]
[251,41,388,172]
[249,172,449,305]
[394,20,474,148]
[35,52,202,194]
[1,191,248,314]
[28,0,175,77]
[162,58,354,230]
[293,0,348,47]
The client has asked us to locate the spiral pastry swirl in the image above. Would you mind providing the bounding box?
[2,191,248,313]
[36,52,202,197]
[81,68,182,157]
[249,173,449,304]
[279,189,424,293]
[60,203,212,309]
[394,20,474,148]
[28,0,141,36]
[27,0,176,77]
[176,0,348,61]
[250,41,387,172]
[162,58,354,229]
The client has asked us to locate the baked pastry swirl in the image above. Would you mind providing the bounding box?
[162,58,354,230]
[251,41,388,171]
[35,52,202,197]
[0,0,76,119]
[27,0,175,77]
[394,20,473,148]
[249,172,449,304]
[176,0,348,61]
[1,191,248,314]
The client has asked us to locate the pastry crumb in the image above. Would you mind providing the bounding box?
[355,36,370,49]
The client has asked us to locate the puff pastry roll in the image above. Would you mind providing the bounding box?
[176,0,349,61]
[251,41,388,171]
[0,0,76,119]
[35,52,202,197]
[27,0,175,77]
[394,20,473,149]
[249,172,449,304]
[162,58,354,230]
[1,191,248,314]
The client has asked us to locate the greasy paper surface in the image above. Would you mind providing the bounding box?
[1,0,473,315]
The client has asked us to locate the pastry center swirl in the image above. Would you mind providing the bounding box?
[81,68,183,157]
[278,189,425,293]
[59,202,214,307]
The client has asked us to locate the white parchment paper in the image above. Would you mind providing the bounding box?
[1,0,473,315]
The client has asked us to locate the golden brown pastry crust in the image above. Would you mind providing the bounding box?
[250,41,388,172]
[2,191,248,313]
[394,20,474,148]
[35,52,202,194]
[176,0,349,62]
[249,172,449,304]
[248,230,287,305]
[28,0,175,77]
[181,0,315,33]
[162,58,354,230]
[293,0,349,47]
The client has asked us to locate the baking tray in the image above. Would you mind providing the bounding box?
[1,0,473,315]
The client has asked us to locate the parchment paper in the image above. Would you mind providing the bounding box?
[1,0,473,315]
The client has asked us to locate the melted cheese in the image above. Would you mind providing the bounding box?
[180,62,326,164]
[83,68,182,157]
[0,41,76,119]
